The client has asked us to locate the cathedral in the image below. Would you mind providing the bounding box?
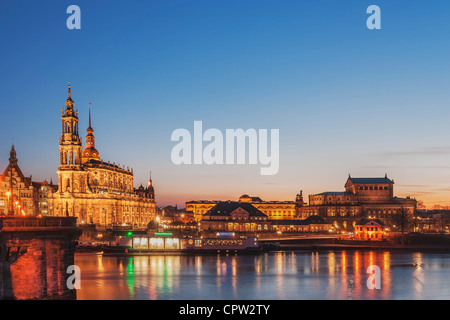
[47,85,156,227]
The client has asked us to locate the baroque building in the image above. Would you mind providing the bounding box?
[187,192,304,222]
[200,201,271,232]
[271,216,332,233]
[0,145,54,216]
[48,85,156,227]
[298,175,417,231]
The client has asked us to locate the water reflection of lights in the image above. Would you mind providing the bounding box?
[381,252,392,299]
[354,251,360,271]
[328,252,336,293]
[75,251,436,300]
[97,255,104,272]
[412,252,424,299]
[383,251,390,270]
[231,258,238,298]
[311,251,319,273]
[254,256,261,275]
[328,252,336,276]
[126,258,135,298]
[341,251,347,272]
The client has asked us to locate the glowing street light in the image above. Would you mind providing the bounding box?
[5,192,10,216]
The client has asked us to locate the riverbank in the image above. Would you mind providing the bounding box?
[276,243,450,252]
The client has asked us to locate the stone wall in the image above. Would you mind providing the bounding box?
[0,217,80,300]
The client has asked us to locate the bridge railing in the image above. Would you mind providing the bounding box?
[0,217,78,229]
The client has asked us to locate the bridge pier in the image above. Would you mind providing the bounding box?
[0,217,80,300]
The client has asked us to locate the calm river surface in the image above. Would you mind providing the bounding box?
[75,250,450,300]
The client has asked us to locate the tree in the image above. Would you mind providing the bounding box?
[146,220,158,231]
[391,207,413,245]
[417,200,426,210]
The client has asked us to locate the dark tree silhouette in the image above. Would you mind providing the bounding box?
[391,207,413,245]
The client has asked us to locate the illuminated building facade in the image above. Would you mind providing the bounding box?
[354,219,386,241]
[200,201,271,232]
[48,86,156,227]
[0,145,53,216]
[299,175,417,231]
[187,192,304,222]
[271,216,332,233]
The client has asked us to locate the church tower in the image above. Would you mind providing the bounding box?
[57,85,84,195]
[295,190,304,218]
[59,84,82,168]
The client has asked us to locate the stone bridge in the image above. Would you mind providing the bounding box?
[0,217,80,300]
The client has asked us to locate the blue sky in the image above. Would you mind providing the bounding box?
[1,0,450,207]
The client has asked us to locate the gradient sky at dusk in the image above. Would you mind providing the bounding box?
[1,0,450,207]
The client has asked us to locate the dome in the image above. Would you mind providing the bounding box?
[82,147,100,163]
[65,97,74,109]
[65,85,75,109]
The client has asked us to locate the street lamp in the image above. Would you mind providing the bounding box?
[156,216,161,232]
[5,192,10,216]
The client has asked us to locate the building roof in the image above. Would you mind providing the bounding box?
[270,220,308,226]
[304,215,329,224]
[187,200,221,204]
[355,218,385,226]
[348,177,393,184]
[315,192,352,196]
[239,194,263,202]
[84,159,132,174]
[270,216,330,226]
[203,201,267,218]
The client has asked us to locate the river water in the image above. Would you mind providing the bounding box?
[75,250,450,300]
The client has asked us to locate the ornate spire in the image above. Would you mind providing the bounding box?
[82,102,100,163]
[148,171,153,187]
[147,170,155,199]
[89,102,92,128]
[87,102,93,133]
[9,144,17,165]
[65,83,74,109]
